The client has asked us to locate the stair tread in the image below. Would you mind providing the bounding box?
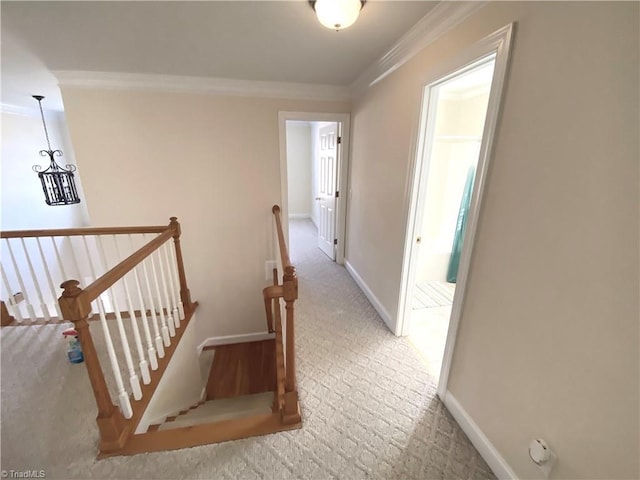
[206,339,276,400]
[157,392,274,431]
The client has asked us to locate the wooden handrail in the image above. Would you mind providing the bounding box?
[1,225,169,239]
[83,229,174,304]
[271,205,294,275]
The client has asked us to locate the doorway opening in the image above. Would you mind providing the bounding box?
[397,25,513,398]
[278,112,350,265]
[406,58,496,381]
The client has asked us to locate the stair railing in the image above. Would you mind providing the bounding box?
[263,205,300,425]
[2,218,194,454]
[0,222,189,325]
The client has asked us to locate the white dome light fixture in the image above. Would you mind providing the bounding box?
[311,0,365,31]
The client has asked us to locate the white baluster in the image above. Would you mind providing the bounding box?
[157,243,180,328]
[167,240,185,320]
[66,236,84,284]
[1,263,23,322]
[20,238,50,321]
[51,236,68,279]
[36,238,63,319]
[51,236,71,321]
[4,239,36,322]
[82,235,113,311]
[146,238,171,345]
[140,254,165,358]
[81,236,100,281]
[79,236,107,324]
[155,244,177,331]
[49,237,69,281]
[128,234,158,370]
[113,235,150,384]
[162,242,181,325]
[96,236,142,401]
[96,298,133,419]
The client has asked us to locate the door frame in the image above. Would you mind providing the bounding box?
[396,24,514,398]
[278,111,351,265]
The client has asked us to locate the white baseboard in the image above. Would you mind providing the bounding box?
[289,213,311,219]
[441,391,518,480]
[344,260,395,332]
[197,332,275,354]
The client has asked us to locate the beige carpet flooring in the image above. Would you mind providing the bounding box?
[0,219,494,479]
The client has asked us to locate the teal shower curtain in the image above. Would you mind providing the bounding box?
[447,165,476,283]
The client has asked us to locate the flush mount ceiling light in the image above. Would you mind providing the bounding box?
[310,0,365,31]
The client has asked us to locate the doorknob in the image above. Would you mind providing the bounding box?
[315,197,322,200]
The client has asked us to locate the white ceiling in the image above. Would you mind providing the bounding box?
[1,1,437,111]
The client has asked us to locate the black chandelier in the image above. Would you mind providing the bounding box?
[32,95,81,206]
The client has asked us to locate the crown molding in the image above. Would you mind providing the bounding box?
[54,71,351,102]
[351,1,487,92]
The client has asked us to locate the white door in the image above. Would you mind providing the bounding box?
[316,123,338,260]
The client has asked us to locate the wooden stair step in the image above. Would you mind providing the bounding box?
[156,392,274,431]
[206,339,276,400]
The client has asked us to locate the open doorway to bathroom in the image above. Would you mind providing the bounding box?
[402,56,497,380]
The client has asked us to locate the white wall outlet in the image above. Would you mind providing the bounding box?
[529,438,557,478]
[265,260,277,281]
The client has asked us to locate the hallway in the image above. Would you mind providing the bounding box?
[287,218,495,479]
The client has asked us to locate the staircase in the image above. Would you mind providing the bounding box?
[0,205,302,457]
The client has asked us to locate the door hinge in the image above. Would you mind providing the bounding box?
[334,238,338,245]
[337,136,342,144]
[335,191,339,198]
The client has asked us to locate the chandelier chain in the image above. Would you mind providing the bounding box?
[34,96,52,151]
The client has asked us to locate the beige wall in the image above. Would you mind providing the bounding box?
[61,88,349,341]
[347,2,638,478]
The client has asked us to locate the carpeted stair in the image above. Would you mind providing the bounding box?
[150,392,274,432]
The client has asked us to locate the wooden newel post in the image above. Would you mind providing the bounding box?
[282,265,300,422]
[282,266,298,392]
[169,217,192,310]
[271,204,300,423]
[58,280,127,453]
